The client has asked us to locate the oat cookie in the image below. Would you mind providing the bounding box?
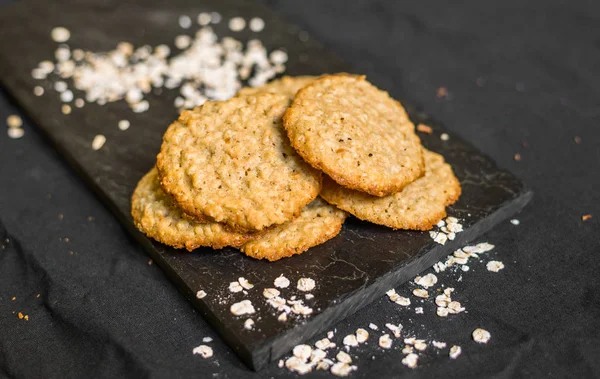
[131,168,254,250]
[320,150,461,231]
[240,197,347,261]
[283,74,424,197]
[157,93,322,232]
[237,75,317,99]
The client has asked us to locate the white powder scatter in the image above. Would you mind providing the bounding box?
[487,261,505,272]
[243,318,254,330]
[511,219,520,225]
[315,338,334,350]
[379,334,392,349]
[274,275,290,288]
[449,345,462,359]
[92,134,106,150]
[249,17,265,32]
[413,288,429,298]
[472,328,491,344]
[230,300,255,316]
[179,15,192,29]
[402,353,419,368]
[118,120,130,131]
[192,345,213,358]
[196,290,207,299]
[297,278,315,292]
[415,273,438,288]
[229,17,246,32]
[229,281,243,293]
[343,334,358,347]
[51,27,70,43]
[7,128,25,139]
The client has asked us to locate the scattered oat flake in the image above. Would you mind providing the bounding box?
[92,134,106,150]
[193,344,213,358]
[416,123,433,134]
[330,362,356,377]
[297,278,315,292]
[511,219,520,225]
[196,290,206,299]
[449,345,462,359]
[432,341,447,349]
[230,300,255,316]
[7,128,24,139]
[229,281,243,293]
[413,288,429,298]
[244,318,254,330]
[415,273,438,288]
[368,323,378,330]
[414,340,427,351]
[343,334,358,347]
[385,323,402,338]
[402,353,419,368]
[305,293,314,300]
[315,338,333,350]
[51,27,70,43]
[472,328,491,344]
[24,315,29,321]
[486,261,505,272]
[293,344,312,361]
[278,312,287,322]
[202,337,212,343]
[328,331,335,339]
[238,277,254,290]
[274,275,290,288]
[437,307,449,317]
[263,288,280,299]
[582,214,592,221]
[402,345,414,354]
[379,334,392,349]
[118,120,130,131]
[336,351,352,364]
[285,357,312,375]
[7,115,23,128]
[356,328,369,343]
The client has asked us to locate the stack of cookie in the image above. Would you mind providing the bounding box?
[131,74,461,261]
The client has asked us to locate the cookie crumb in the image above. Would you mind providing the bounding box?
[416,123,433,134]
[582,214,592,221]
[514,153,521,161]
[413,288,429,298]
[472,328,491,344]
[192,345,213,358]
[486,261,504,272]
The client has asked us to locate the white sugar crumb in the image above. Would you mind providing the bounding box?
[118,119,130,131]
[92,134,106,150]
[263,288,280,299]
[297,278,315,292]
[415,307,423,314]
[230,300,255,316]
[336,351,352,364]
[228,281,243,293]
[487,261,505,272]
[385,323,402,338]
[461,265,470,272]
[413,288,429,298]
[277,312,287,322]
[368,323,378,330]
[229,17,246,32]
[415,273,438,288]
[249,17,265,32]
[192,345,213,358]
[178,15,192,29]
[379,334,392,349]
[472,328,491,344]
[432,341,447,349]
[356,328,369,343]
[293,344,312,361]
[511,219,520,225]
[402,353,418,368]
[7,115,22,128]
[238,277,254,290]
[330,362,357,377]
[441,133,450,141]
[343,334,358,347]
[449,345,462,359]
[243,318,254,330]
[274,275,290,288]
[196,290,207,299]
[7,128,25,139]
[51,27,70,43]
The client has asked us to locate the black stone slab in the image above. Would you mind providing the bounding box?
[0,0,532,371]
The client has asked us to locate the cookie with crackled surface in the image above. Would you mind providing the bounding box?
[131,168,254,251]
[240,197,347,261]
[237,75,317,99]
[157,93,322,232]
[320,150,461,231]
[283,74,425,197]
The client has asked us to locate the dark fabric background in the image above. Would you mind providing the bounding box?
[1,0,599,378]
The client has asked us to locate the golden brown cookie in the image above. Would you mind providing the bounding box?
[157,93,322,232]
[320,150,461,231]
[237,75,317,99]
[283,74,425,197]
[240,197,347,261]
[131,168,254,251]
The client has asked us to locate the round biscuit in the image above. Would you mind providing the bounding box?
[320,149,461,231]
[131,168,254,250]
[240,197,347,261]
[157,93,322,232]
[283,74,425,197]
[237,75,317,99]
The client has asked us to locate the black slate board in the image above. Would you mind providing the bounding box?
[0,0,532,371]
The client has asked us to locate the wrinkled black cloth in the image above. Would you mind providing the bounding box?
[1,0,599,378]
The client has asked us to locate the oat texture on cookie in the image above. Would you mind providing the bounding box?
[240,197,347,261]
[131,168,254,250]
[283,74,425,197]
[157,93,322,232]
[320,149,461,230]
[237,75,317,100]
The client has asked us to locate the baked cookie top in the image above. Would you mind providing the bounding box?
[157,93,322,232]
[283,74,425,197]
[320,149,461,231]
[131,168,254,251]
[240,197,347,261]
[237,75,317,99]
